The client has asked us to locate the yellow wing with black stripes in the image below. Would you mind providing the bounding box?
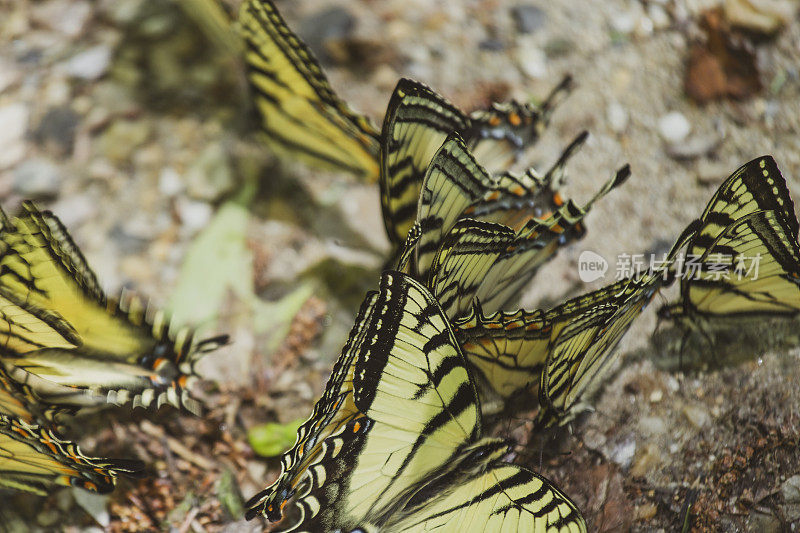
[537,222,698,427]
[238,0,380,180]
[385,444,586,533]
[0,365,141,495]
[0,413,142,495]
[380,77,572,244]
[675,209,800,317]
[0,202,226,414]
[454,304,551,399]
[661,156,800,321]
[246,272,585,532]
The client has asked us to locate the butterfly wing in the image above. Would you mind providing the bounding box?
[380,79,471,244]
[0,413,142,495]
[238,0,380,179]
[454,304,550,399]
[0,202,223,414]
[684,209,800,316]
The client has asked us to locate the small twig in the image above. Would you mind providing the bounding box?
[178,507,200,533]
[140,420,216,471]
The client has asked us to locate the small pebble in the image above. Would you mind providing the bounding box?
[97,120,151,164]
[648,4,671,29]
[682,404,711,428]
[65,45,113,80]
[0,103,29,149]
[298,7,356,64]
[517,42,547,79]
[185,144,235,202]
[782,475,800,503]
[32,0,93,37]
[159,167,185,197]
[611,10,638,34]
[510,5,547,34]
[630,442,661,477]
[177,197,213,234]
[0,59,21,93]
[639,416,667,436]
[610,438,636,469]
[695,160,731,185]
[607,101,629,133]
[658,111,691,143]
[34,106,80,155]
[649,389,663,403]
[50,194,97,227]
[13,158,62,198]
[583,428,607,450]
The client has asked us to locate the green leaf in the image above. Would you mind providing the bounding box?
[167,199,253,328]
[248,419,304,457]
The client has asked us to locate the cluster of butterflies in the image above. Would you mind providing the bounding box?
[229,0,800,531]
[4,0,800,531]
[0,202,227,495]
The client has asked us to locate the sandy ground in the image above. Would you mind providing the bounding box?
[0,0,799,531]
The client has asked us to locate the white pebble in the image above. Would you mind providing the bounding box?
[177,198,213,233]
[610,438,636,469]
[658,111,691,143]
[158,167,185,197]
[0,103,29,148]
[517,43,547,79]
[607,101,629,133]
[65,45,112,80]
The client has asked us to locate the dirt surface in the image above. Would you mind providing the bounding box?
[1,0,799,531]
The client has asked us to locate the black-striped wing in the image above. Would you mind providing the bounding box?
[245,291,379,523]
[379,77,571,244]
[474,165,631,316]
[679,209,800,316]
[427,219,518,318]
[454,304,551,399]
[0,413,141,495]
[238,0,380,180]
[0,366,141,495]
[380,79,470,244]
[0,202,226,414]
[386,443,586,532]
[536,278,658,428]
[247,272,480,530]
[247,272,585,531]
[689,156,797,263]
[464,76,573,171]
[414,136,508,278]
[464,130,588,232]
[536,223,698,427]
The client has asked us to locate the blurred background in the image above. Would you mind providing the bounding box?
[0,0,799,531]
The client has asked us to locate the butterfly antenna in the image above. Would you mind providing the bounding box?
[544,130,589,191]
[539,75,574,118]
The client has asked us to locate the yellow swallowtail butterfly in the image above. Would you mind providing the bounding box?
[380,76,573,243]
[659,156,800,321]
[0,365,142,495]
[246,272,585,532]
[238,0,381,179]
[0,202,227,415]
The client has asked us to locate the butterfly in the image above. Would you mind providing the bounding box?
[454,219,700,425]
[238,0,382,179]
[0,202,227,415]
[395,135,630,319]
[246,272,585,532]
[659,156,800,322]
[0,365,142,495]
[380,76,573,244]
